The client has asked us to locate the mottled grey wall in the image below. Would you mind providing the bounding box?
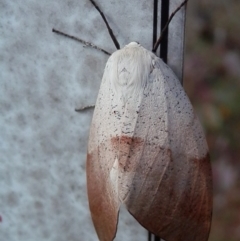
[0,0,152,240]
[0,0,186,240]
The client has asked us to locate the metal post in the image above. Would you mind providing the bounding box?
[149,0,187,240]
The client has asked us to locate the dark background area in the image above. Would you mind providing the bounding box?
[185,0,240,240]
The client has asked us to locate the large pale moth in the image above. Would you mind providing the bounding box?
[54,0,212,240]
[87,42,212,241]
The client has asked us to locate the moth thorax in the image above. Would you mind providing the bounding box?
[111,45,153,103]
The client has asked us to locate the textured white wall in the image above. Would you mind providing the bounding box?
[0,0,186,240]
[0,0,152,240]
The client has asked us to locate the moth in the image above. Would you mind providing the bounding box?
[54,1,212,240]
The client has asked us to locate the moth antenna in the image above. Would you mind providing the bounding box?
[152,0,188,53]
[89,0,120,50]
[52,28,111,55]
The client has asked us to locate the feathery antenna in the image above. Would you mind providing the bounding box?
[89,0,120,50]
[152,0,188,53]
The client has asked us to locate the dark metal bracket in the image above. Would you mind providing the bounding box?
[149,0,187,240]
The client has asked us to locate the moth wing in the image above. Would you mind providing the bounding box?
[117,57,212,241]
[87,56,122,241]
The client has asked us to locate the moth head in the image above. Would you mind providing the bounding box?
[126,42,140,47]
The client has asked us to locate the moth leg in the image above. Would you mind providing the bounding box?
[75,105,95,112]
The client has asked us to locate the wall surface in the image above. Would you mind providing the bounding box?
[0,0,186,240]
